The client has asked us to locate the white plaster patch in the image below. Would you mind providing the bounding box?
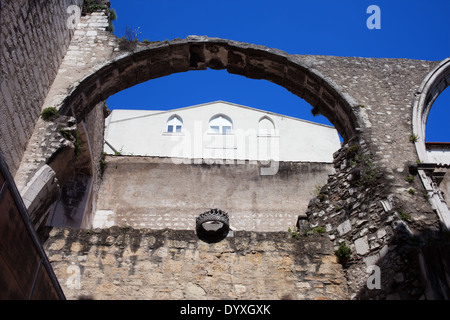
[92,209,115,228]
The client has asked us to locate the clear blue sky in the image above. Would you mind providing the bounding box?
[107,0,450,142]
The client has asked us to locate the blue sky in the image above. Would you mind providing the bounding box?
[106,0,450,142]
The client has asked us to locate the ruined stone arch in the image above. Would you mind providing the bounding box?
[58,36,361,143]
[413,57,450,162]
[412,57,450,230]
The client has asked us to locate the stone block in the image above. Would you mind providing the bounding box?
[20,164,57,211]
[354,236,370,255]
[337,220,352,235]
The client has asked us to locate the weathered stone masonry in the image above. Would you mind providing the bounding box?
[306,142,444,299]
[44,227,349,300]
[12,5,113,230]
[93,156,334,232]
[0,0,83,176]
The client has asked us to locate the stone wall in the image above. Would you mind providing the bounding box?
[81,100,110,228]
[43,100,108,230]
[2,1,449,300]
[14,5,115,191]
[93,156,334,232]
[0,0,83,175]
[44,227,349,300]
[8,6,112,231]
[306,140,445,299]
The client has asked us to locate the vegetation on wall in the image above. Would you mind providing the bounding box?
[41,107,59,121]
[84,0,108,12]
[335,242,352,266]
[74,131,82,158]
[118,26,140,51]
[83,1,116,32]
[107,8,116,32]
[409,134,419,143]
[99,152,107,177]
[346,143,380,187]
[59,127,82,158]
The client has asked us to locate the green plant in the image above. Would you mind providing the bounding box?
[109,8,117,21]
[405,175,415,183]
[409,134,419,143]
[59,128,72,140]
[74,131,82,157]
[318,192,326,202]
[113,146,123,156]
[398,210,411,222]
[106,8,117,32]
[345,144,360,158]
[107,21,114,32]
[99,152,107,176]
[355,153,378,185]
[84,0,107,12]
[312,184,323,197]
[118,26,140,51]
[41,107,59,121]
[88,4,107,11]
[408,188,415,195]
[312,226,325,234]
[288,226,299,239]
[335,242,351,265]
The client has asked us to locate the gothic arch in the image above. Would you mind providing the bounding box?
[209,114,233,134]
[412,57,450,162]
[58,36,361,142]
[166,114,183,133]
[412,57,450,230]
[258,116,276,133]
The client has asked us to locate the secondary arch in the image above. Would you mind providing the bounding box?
[413,57,450,162]
[412,57,450,230]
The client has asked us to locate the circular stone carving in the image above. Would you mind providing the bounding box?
[196,209,230,242]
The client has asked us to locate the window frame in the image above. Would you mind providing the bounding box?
[208,114,233,135]
[166,115,183,133]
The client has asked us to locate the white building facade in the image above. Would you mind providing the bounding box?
[104,101,341,164]
[426,142,450,164]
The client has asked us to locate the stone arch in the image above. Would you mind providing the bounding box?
[413,57,450,162]
[412,57,450,230]
[58,36,360,143]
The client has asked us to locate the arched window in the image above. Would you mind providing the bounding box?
[258,116,275,135]
[209,114,233,134]
[167,115,183,133]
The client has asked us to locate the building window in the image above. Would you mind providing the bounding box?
[167,115,183,133]
[209,114,233,134]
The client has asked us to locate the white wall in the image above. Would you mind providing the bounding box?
[427,149,450,164]
[104,101,341,163]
